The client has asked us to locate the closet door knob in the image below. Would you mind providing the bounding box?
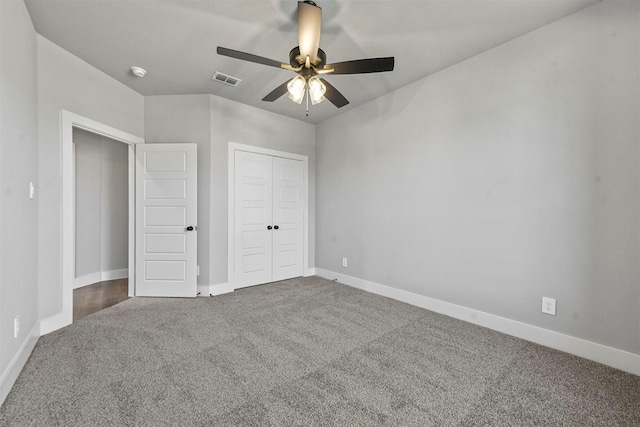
[273,225,279,230]
[186,226,195,231]
[267,225,273,230]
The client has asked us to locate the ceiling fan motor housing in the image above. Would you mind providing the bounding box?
[289,46,326,70]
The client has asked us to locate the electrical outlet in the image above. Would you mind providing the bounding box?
[542,297,556,316]
[342,257,348,267]
[14,315,20,338]
[29,182,35,199]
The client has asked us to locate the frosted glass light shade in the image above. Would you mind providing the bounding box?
[308,76,326,105]
[287,75,306,104]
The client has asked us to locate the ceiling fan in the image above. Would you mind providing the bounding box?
[217,1,394,115]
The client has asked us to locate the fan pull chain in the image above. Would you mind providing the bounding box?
[305,89,309,117]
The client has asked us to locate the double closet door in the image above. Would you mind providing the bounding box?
[234,151,304,288]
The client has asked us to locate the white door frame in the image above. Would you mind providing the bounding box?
[40,110,144,335]
[228,142,310,289]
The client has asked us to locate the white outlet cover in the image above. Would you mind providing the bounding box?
[542,297,556,316]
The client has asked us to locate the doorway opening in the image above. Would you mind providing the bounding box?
[73,128,130,320]
[40,111,144,335]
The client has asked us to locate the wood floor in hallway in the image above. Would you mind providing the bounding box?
[73,278,129,321]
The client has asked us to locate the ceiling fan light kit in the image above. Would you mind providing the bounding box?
[287,75,306,104]
[308,76,326,105]
[217,0,394,115]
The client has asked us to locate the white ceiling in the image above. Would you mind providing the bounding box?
[25,0,598,124]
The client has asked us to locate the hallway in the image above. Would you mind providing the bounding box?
[73,279,129,321]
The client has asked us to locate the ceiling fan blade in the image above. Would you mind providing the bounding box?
[320,78,349,108]
[217,46,286,69]
[298,1,322,63]
[325,57,395,75]
[262,80,291,102]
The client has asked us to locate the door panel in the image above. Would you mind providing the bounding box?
[145,260,186,280]
[145,179,186,199]
[145,206,186,226]
[135,143,197,297]
[145,151,187,171]
[145,234,186,253]
[272,156,304,281]
[234,151,273,288]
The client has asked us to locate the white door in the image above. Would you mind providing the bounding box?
[272,156,304,281]
[234,151,273,288]
[135,143,197,297]
[234,151,303,288]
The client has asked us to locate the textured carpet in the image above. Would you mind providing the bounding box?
[1,276,639,426]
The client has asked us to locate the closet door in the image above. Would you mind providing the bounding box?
[233,151,304,288]
[234,151,273,288]
[272,157,304,281]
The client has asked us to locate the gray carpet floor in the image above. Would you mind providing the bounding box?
[1,276,639,426]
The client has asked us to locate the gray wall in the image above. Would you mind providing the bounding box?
[145,94,316,287]
[315,1,640,355]
[37,35,144,319]
[74,128,128,281]
[0,0,39,397]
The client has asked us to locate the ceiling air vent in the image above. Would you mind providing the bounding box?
[212,71,241,87]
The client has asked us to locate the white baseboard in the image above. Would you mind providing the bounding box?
[197,282,234,297]
[74,269,129,289]
[39,311,72,336]
[315,268,640,376]
[304,268,316,277]
[0,322,39,406]
[74,272,101,289]
[102,268,128,281]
